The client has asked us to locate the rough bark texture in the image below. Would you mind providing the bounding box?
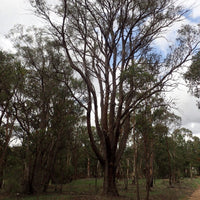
[103,161,119,196]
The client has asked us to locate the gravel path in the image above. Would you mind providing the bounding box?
[188,187,200,200]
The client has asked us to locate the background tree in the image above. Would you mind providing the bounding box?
[29,0,200,196]
[8,26,84,194]
[135,95,176,200]
[0,50,24,189]
[184,51,200,106]
[170,128,195,181]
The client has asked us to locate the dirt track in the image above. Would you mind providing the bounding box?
[189,187,200,200]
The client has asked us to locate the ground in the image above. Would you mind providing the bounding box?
[189,186,200,200]
[1,177,200,199]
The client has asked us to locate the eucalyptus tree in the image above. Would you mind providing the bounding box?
[8,26,84,193]
[187,136,200,176]
[135,95,177,200]
[151,105,181,186]
[170,128,195,181]
[29,0,200,196]
[184,51,200,106]
[0,51,24,189]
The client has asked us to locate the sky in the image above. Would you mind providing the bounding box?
[1,0,200,137]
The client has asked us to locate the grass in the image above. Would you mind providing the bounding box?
[1,177,200,200]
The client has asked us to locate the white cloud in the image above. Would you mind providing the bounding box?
[179,0,200,19]
[0,35,14,52]
[166,77,200,136]
[0,0,42,50]
[184,122,200,136]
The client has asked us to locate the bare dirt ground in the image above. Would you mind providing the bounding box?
[188,187,200,200]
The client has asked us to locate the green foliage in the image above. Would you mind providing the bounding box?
[4,26,85,193]
[184,51,200,99]
[121,63,155,86]
[4,147,23,193]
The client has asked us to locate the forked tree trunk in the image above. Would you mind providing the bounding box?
[103,161,119,196]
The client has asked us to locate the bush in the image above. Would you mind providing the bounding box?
[4,178,22,194]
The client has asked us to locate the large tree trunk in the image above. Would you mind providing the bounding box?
[103,160,119,196]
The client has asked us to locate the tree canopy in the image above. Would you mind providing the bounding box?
[184,51,200,102]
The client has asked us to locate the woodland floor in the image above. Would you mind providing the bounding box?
[1,177,200,200]
[188,186,200,200]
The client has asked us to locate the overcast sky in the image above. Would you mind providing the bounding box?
[1,0,200,137]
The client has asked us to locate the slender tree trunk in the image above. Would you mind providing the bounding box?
[132,114,137,185]
[166,136,173,186]
[22,133,35,194]
[132,133,137,184]
[87,157,90,178]
[135,145,140,200]
[144,134,152,200]
[132,155,136,184]
[22,161,31,193]
[0,116,15,189]
[145,154,150,200]
[124,159,129,190]
[149,142,154,188]
[95,161,98,194]
[24,158,36,194]
[0,166,3,189]
[0,156,5,190]
[190,163,193,179]
[42,140,58,192]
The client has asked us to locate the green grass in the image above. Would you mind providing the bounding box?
[2,194,70,200]
[1,177,200,200]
